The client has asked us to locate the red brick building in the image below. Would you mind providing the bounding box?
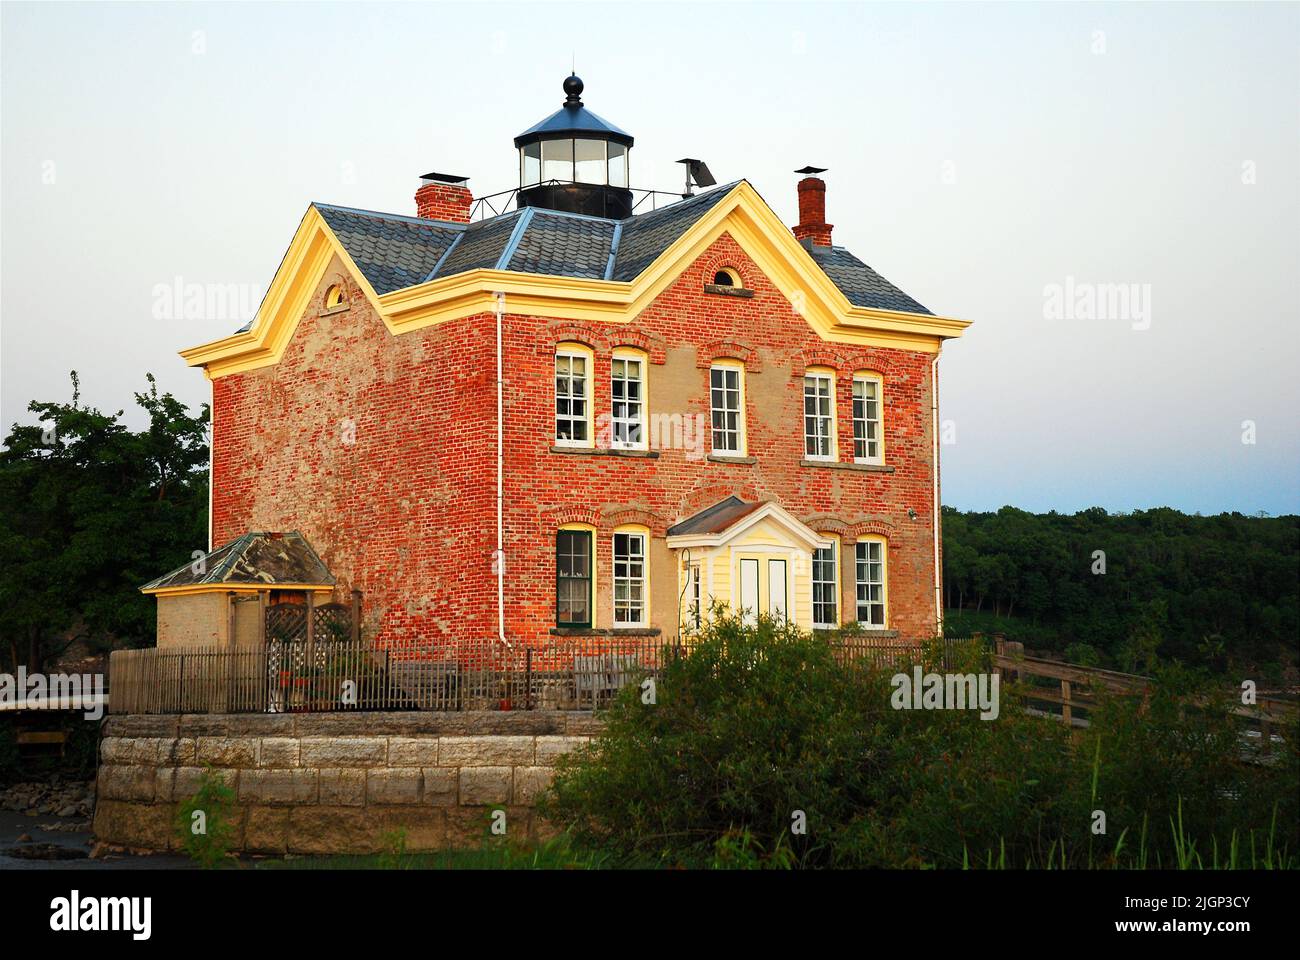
[180,75,970,649]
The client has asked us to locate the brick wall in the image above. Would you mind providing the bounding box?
[210,233,940,646]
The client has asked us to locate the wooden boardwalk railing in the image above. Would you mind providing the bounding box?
[108,635,1298,740]
[992,640,1298,741]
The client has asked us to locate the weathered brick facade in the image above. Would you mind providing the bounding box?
[211,227,941,646]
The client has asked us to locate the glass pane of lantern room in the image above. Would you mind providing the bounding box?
[574,139,606,184]
[607,142,628,188]
[521,143,541,186]
[542,139,574,182]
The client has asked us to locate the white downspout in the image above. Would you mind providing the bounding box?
[494,292,509,648]
[931,351,943,636]
[208,374,214,552]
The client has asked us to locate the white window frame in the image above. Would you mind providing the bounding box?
[613,528,648,627]
[554,345,593,448]
[812,542,839,629]
[709,361,745,456]
[688,562,703,631]
[855,538,888,628]
[852,372,884,465]
[803,369,836,461]
[610,349,647,450]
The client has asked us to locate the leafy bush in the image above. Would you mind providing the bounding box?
[542,614,1298,869]
[174,766,238,868]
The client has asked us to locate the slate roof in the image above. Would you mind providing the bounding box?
[507,209,618,279]
[140,531,335,593]
[299,181,933,319]
[810,244,931,314]
[667,496,766,537]
[315,205,460,295]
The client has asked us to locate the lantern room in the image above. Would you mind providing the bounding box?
[515,74,634,219]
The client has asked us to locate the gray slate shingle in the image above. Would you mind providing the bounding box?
[303,183,933,319]
[315,204,460,295]
[431,209,523,276]
[609,186,734,282]
[507,211,616,279]
[812,245,932,315]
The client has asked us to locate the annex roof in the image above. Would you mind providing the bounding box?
[140,531,335,594]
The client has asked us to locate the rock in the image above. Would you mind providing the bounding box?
[16,834,32,843]
[56,805,79,818]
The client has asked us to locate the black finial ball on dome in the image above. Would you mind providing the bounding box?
[563,73,584,102]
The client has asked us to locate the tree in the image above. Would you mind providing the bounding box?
[0,372,209,671]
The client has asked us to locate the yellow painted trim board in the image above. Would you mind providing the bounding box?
[143,583,334,597]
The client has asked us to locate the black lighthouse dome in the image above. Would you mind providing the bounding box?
[515,74,634,219]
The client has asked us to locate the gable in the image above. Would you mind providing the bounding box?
[182,181,970,378]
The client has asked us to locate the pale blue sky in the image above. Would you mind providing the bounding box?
[2,1,1297,514]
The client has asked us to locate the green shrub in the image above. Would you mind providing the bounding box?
[542,614,1298,869]
[174,765,238,868]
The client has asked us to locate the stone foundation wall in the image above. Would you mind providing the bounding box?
[93,712,601,854]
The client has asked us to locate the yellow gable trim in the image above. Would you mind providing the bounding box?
[182,183,971,378]
[142,583,334,598]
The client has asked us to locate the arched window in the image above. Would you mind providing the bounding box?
[324,284,347,311]
[712,267,741,287]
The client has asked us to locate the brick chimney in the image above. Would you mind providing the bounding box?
[415,172,472,223]
[792,168,833,247]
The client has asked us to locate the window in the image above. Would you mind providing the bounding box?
[712,270,734,287]
[542,138,574,182]
[324,284,347,310]
[608,143,628,188]
[613,530,647,626]
[575,139,607,184]
[853,374,883,464]
[709,362,744,455]
[768,559,788,622]
[855,539,887,627]
[520,142,541,186]
[803,370,835,460]
[555,346,592,446]
[687,562,702,630]
[611,352,646,449]
[556,530,593,628]
[812,544,838,628]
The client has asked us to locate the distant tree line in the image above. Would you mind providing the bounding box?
[942,505,1298,678]
[0,373,209,672]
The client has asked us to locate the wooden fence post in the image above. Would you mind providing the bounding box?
[305,592,316,707]
[225,591,238,713]
[1060,679,1072,727]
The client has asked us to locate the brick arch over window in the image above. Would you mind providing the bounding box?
[802,515,852,537]
[847,519,896,539]
[320,273,351,307]
[608,327,667,364]
[601,507,667,537]
[793,347,845,377]
[543,321,605,354]
[840,350,901,379]
[698,239,754,289]
[540,505,601,531]
[696,340,762,373]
